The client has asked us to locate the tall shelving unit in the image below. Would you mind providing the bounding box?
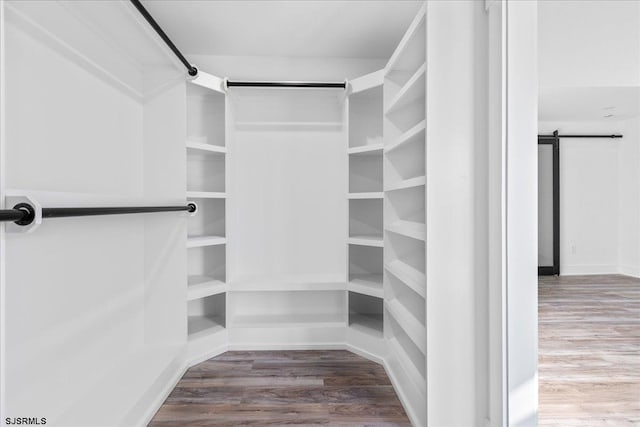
[225,87,348,348]
[347,70,386,358]
[185,72,228,362]
[383,5,427,425]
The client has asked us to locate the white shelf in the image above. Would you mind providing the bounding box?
[386,64,426,115]
[232,313,346,329]
[386,120,426,154]
[349,69,384,94]
[386,299,426,355]
[348,144,384,156]
[385,5,426,73]
[348,192,384,200]
[386,220,426,241]
[186,235,226,248]
[188,314,225,341]
[186,140,227,154]
[348,235,384,247]
[385,176,426,192]
[349,313,383,338]
[230,276,346,292]
[235,121,342,129]
[186,191,227,199]
[389,337,426,391]
[187,276,227,301]
[348,274,383,298]
[385,260,426,298]
[190,70,226,94]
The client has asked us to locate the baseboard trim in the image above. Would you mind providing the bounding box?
[561,264,619,276]
[187,344,229,367]
[619,265,640,278]
[383,358,423,427]
[136,361,188,427]
[344,343,385,365]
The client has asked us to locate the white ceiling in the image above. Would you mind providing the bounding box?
[141,1,423,59]
[539,86,640,122]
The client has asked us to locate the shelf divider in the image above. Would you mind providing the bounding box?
[187,277,227,301]
[385,64,426,115]
[348,192,384,200]
[348,235,384,247]
[385,260,426,298]
[386,299,426,354]
[348,274,384,298]
[348,144,384,156]
[186,140,227,154]
[386,221,426,241]
[186,235,226,248]
[385,176,426,192]
[385,120,426,154]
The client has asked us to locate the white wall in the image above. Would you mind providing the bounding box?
[506,1,538,426]
[538,0,640,88]
[619,117,640,277]
[539,120,640,277]
[1,2,188,425]
[425,1,491,425]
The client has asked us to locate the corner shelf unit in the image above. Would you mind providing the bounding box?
[383,5,427,422]
[186,71,228,352]
[347,70,385,350]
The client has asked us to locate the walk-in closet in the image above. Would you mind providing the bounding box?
[0,1,498,426]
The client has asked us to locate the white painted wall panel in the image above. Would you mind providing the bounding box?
[228,89,346,284]
[618,117,640,277]
[539,0,640,88]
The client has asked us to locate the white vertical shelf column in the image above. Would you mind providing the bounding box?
[346,70,386,360]
[382,4,427,427]
[185,71,228,363]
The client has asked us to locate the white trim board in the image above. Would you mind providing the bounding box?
[561,264,619,276]
[619,265,640,279]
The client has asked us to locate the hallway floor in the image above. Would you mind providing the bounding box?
[149,350,410,426]
[539,274,640,426]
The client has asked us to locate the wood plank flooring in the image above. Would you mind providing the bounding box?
[149,350,410,426]
[539,274,640,426]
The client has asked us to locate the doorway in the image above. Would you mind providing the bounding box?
[537,131,560,275]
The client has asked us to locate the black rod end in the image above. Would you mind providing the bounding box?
[187,203,197,213]
[13,203,35,226]
[188,66,198,77]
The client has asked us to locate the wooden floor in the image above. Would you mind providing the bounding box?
[539,274,640,426]
[149,350,410,426]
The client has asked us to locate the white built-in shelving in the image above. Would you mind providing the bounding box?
[348,192,384,199]
[347,70,385,344]
[186,72,228,347]
[186,140,227,154]
[348,274,383,299]
[230,275,346,292]
[347,144,384,156]
[382,5,427,425]
[348,235,384,247]
[186,235,226,248]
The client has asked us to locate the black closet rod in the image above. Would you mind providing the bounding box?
[129,0,198,77]
[226,80,347,89]
[0,203,197,226]
[538,134,623,139]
